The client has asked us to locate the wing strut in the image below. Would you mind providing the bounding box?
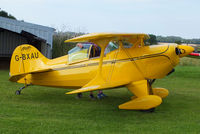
[66,38,111,94]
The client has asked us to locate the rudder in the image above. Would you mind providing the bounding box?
[10,44,50,81]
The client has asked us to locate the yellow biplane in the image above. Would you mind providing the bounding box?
[9,33,194,111]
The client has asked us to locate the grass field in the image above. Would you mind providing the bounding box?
[0,66,200,134]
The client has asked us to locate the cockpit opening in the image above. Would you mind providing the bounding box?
[68,41,119,63]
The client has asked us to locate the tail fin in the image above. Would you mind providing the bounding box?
[9,44,50,82]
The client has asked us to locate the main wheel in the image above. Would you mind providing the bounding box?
[140,108,155,113]
[15,90,21,95]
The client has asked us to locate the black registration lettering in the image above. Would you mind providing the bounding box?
[15,55,19,61]
[35,52,39,58]
[31,53,35,59]
[26,54,30,59]
[22,54,26,60]
[15,52,39,61]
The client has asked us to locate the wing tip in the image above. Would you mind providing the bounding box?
[65,91,74,95]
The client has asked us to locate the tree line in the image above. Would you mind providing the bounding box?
[157,35,200,44]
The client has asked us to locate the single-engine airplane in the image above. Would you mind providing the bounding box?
[9,33,194,111]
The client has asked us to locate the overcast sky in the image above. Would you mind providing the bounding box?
[1,0,200,38]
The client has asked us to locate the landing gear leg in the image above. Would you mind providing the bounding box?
[15,84,31,95]
[148,79,169,99]
[147,79,156,94]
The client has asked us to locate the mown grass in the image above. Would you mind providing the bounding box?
[180,57,200,66]
[0,65,200,134]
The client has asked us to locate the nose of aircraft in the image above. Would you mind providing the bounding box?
[177,45,194,57]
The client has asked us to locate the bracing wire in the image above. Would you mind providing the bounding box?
[106,42,120,84]
[121,42,145,78]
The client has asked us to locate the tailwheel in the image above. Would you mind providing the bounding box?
[15,90,21,95]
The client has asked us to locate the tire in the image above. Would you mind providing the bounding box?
[15,90,21,95]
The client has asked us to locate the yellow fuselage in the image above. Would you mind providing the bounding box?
[26,44,179,89]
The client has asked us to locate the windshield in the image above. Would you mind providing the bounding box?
[68,43,92,63]
[105,41,118,54]
[68,43,91,54]
[68,42,119,63]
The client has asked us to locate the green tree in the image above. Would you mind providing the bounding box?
[0,10,16,20]
[174,40,182,45]
[145,34,157,45]
[52,32,84,58]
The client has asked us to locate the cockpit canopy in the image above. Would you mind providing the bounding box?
[68,42,118,63]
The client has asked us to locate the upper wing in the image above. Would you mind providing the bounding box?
[65,33,149,46]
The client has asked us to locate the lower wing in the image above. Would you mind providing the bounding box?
[66,74,129,94]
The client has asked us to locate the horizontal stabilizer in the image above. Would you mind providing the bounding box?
[9,68,52,82]
[9,74,27,82]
